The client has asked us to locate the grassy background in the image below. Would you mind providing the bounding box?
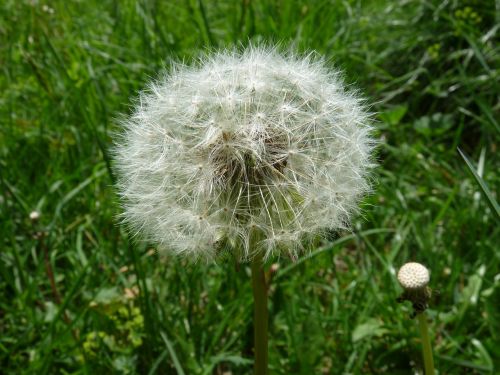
[1,0,499,374]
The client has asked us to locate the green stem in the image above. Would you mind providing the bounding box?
[417,312,435,375]
[251,252,268,375]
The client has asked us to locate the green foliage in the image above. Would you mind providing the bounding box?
[0,0,498,374]
[80,287,145,373]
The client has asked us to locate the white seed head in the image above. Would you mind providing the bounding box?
[397,262,430,290]
[114,46,375,261]
[29,211,40,221]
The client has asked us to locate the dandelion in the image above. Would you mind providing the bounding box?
[114,46,375,374]
[397,262,430,290]
[397,262,432,316]
[29,211,40,222]
[397,262,435,375]
[114,46,374,261]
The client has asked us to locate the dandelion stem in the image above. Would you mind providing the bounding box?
[251,252,268,375]
[417,312,435,375]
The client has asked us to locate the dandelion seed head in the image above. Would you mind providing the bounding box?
[397,262,430,290]
[114,46,375,261]
[29,211,40,221]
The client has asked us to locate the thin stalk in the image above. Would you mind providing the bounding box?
[251,252,268,375]
[417,312,435,375]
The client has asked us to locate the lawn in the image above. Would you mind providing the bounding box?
[0,0,498,374]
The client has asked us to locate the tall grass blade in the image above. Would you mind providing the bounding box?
[457,147,500,219]
[160,331,186,375]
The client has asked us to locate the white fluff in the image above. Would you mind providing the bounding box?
[114,46,375,261]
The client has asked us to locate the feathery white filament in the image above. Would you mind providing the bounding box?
[114,46,375,260]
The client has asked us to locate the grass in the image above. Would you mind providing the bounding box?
[1,0,499,374]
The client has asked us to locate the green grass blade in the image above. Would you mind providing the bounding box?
[457,147,500,219]
[160,331,186,375]
[276,228,394,280]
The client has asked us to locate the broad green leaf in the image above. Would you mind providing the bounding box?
[352,318,388,343]
[379,105,408,126]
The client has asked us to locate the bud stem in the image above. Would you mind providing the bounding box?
[251,252,268,375]
[417,312,435,375]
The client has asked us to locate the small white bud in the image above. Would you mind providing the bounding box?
[397,262,430,290]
